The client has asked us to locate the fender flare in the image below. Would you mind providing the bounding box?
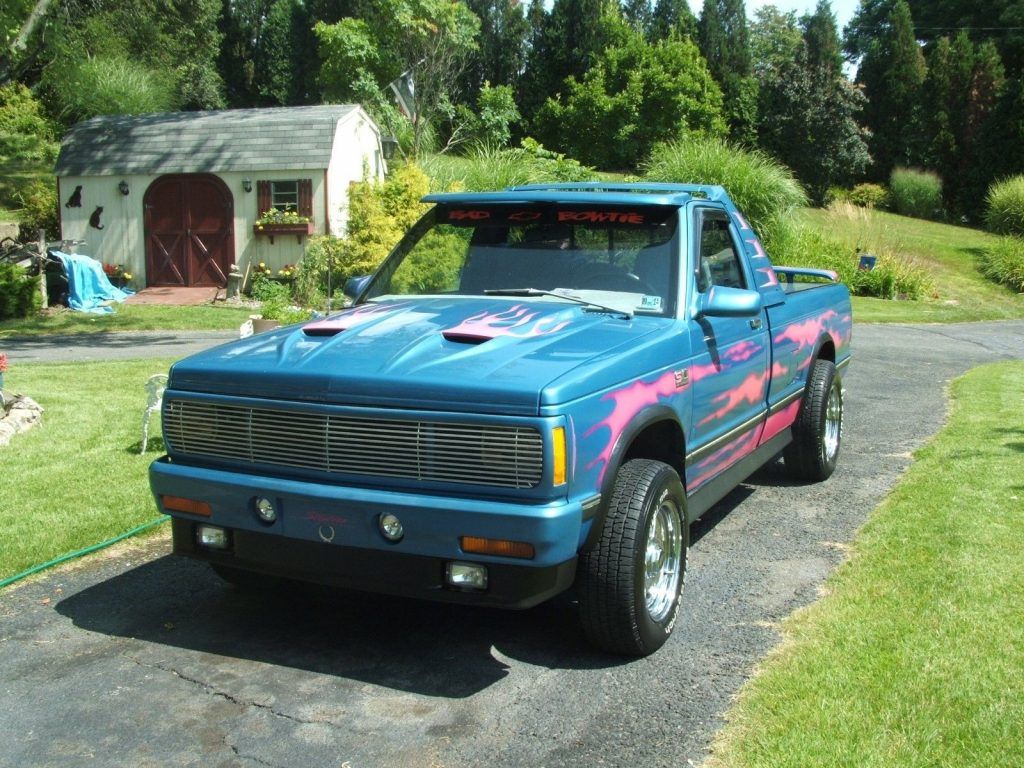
[580,404,685,553]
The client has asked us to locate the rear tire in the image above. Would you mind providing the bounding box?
[578,459,688,656]
[784,358,842,481]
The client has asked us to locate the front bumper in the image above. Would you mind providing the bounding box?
[151,457,584,609]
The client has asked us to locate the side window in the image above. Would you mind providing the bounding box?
[697,213,747,292]
[256,179,314,218]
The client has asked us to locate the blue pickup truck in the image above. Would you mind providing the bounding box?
[150,183,851,655]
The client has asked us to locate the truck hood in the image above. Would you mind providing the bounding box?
[169,298,665,415]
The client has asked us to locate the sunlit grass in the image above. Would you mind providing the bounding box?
[709,361,1024,768]
[801,205,1024,323]
[0,359,176,581]
[0,303,253,337]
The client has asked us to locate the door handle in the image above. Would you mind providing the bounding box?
[749,318,763,330]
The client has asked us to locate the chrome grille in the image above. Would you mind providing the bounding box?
[163,399,544,489]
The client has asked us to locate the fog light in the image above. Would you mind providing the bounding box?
[254,497,277,524]
[197,525,229,550]
[378,513,404,542]
[446,561,488,590]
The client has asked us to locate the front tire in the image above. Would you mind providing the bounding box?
[578,459,688,656]
[784,358,843,481]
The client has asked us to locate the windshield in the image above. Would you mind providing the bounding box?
[361,203,679,316]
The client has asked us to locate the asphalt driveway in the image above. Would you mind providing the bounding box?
[2,321,1023,768]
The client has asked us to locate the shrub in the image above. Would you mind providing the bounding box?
[48,57,176,122]
[642,137,807,240]
[849,183,889,209]
[0,83,58,164]
[888,168,944,220]
[0,262,42,320]
[420,140,597,193]
[15,180,59,239]
[984,175,1024,235]
[764,219,932,300]
[294,163,432,305]
[977,236,1024,292]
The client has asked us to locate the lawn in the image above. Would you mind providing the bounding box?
[0,358,176,582]
[801,205,1024,323]
[0,302,255,338]
[708,360,1024,768]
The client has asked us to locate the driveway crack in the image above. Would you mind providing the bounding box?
[126,655,327,726]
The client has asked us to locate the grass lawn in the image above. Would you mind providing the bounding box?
[801,206,1024,323]
[708,360,1024,768]
[0,303,255,338]
[0,359,177,582]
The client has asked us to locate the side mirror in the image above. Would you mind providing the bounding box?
[698,286,763,318]
[344,275,371,300]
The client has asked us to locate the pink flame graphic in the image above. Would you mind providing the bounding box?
[733,212,751,231]
[774,310,838,368]
[689,429,761,489]
[443,305,570,340]
[303,302,406,334]
[756,266,779,287]
[761,400,801,444]
[584,371,680,484]
[698,370,770,426]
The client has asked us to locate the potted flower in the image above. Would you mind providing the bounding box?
[252,208,315,243]
[102,263,133,288]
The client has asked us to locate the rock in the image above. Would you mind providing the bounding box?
[0,394,44,446]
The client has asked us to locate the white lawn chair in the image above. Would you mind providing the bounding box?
[140,374,168,454]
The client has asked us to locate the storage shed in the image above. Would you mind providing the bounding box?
[54,105,386,289]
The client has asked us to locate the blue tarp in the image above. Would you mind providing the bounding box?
[53,252,134,314]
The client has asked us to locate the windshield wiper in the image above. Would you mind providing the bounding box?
[483,288,634,318]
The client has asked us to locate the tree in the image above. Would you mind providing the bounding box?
[317,0,480,156]
[856,0,926,180]
[519,0,624,122]
[698,0,758,145]
[649,0,697,40]
[754,2,869,202]
[255,0,316,105]
[459,0,529,99]
[535,30,726,169]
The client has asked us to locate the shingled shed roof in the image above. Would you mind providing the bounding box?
[55,105,364,177]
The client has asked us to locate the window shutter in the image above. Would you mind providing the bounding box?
[298,178,313,218]
[256,180,272,216]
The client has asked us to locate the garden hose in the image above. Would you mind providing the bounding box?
[0,516,169,590]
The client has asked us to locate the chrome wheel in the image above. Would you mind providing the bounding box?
[644,497,684,623]
[823,378,843,463]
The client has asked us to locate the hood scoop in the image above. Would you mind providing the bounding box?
[442,331,491,345]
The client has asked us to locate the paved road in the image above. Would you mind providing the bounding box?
[1,330,238,364]
[2,322,1023,768]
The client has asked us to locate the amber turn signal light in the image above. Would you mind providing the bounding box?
[161,495,212,516]
[460,536,535,559]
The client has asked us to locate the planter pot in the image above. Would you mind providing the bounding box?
[252,221,315,244]
[250,315,281,333]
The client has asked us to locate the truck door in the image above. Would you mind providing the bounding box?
[685,208,770,491]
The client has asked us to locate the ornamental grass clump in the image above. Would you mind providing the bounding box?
[984,175,1024,236]
[764,218,932,300]
[642,138,807,242]
[888,168,944,221]
[977,236,1024,293]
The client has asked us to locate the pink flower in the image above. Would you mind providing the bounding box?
[0,353,8,373]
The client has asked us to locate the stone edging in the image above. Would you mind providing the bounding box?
[0,393,44,447]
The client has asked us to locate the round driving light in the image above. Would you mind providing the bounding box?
[255,497,277,524]
[379,513,404,542]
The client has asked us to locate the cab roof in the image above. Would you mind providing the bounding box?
[423,182,736,211]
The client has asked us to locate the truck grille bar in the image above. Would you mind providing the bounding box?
[163,400,544,489]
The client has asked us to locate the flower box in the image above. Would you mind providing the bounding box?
[252,221,315,244]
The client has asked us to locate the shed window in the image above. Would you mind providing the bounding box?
[256,179,314,218]
[271,181,299,211]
